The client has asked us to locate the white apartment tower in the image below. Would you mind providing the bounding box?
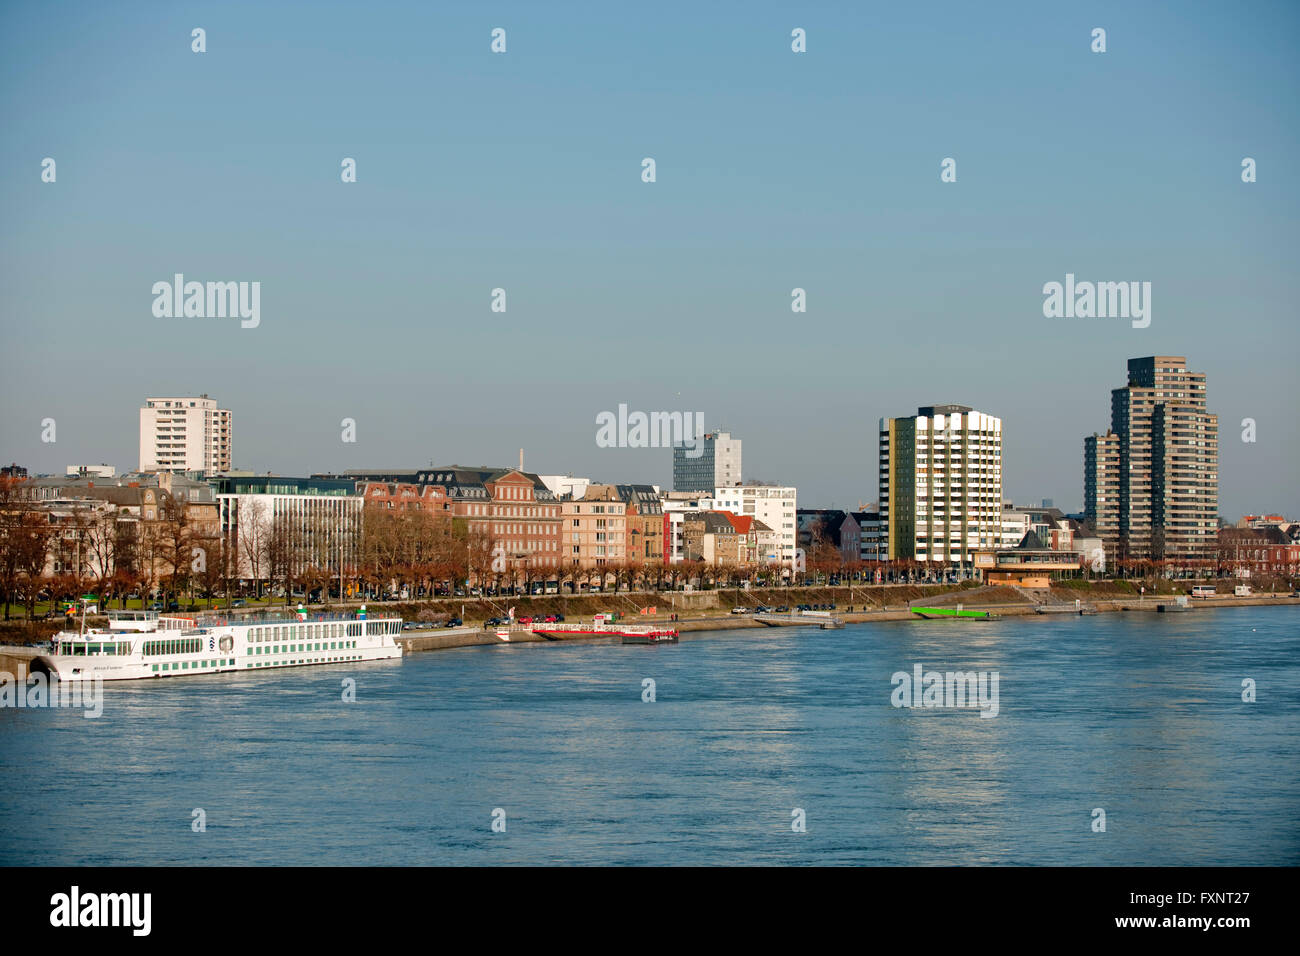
[711,484,798,568]
[139,395,232,474]
[879,405,1002,568]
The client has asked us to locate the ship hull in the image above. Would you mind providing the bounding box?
[619,631,679,644]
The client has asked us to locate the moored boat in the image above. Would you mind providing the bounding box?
[911,607,999,620]
[527,620,679,644]
[618,628,680,645]
[31,607,403,682]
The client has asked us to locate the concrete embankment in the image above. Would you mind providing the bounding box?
[394,594,1298,657]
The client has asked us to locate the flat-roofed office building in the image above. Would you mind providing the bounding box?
[673,431,741,492]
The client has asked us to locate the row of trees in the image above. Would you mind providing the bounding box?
[5,476,1287,620]
[0,475,228,619]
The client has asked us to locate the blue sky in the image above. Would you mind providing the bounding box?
[2,0,1297,518]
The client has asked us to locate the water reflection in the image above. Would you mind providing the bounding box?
[1,607,1297,865]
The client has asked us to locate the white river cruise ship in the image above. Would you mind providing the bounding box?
[33,607,403,682]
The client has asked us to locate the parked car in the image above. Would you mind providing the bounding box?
[148,602,163,611]
[543,614,558,623]
[444,618,463,628]
[402,621,420,630]
[552,614,565,622]
[776,605,790,613]
[731,607,750,614]
[231,599,247,608]
[518,616,534,624]
[754,605,771,613]
[486,616,508,626]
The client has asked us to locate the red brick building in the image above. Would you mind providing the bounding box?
[417,466,562,572]
[343,467,563,573]
[1218,526,1300,577]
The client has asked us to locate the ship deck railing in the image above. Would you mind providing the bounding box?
[195,610,397,627]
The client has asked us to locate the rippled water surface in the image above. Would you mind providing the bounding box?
[2,606,1297,865]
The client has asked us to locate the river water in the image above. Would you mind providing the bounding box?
[2,605,1297,865]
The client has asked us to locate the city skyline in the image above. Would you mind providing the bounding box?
[0,353,1281,522]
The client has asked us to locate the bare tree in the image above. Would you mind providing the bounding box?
[238,499,271,599]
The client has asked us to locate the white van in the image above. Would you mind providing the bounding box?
[1234,585,1252,597]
